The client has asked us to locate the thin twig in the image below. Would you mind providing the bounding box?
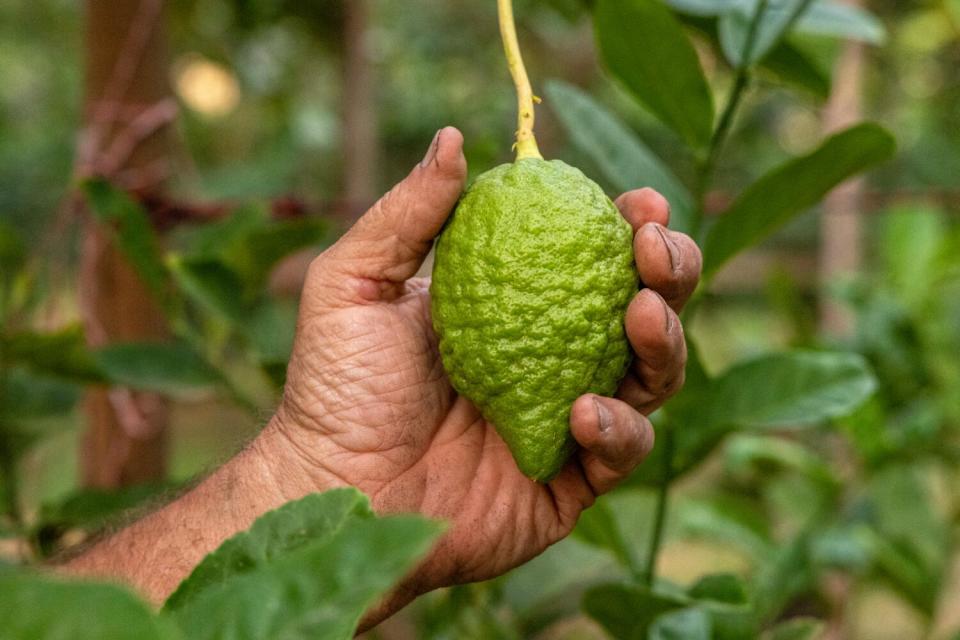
[644,428,675,586]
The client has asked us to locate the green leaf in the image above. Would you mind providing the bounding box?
[82,179,169,305]
[167,256,249,324]
[761,41,830,99]
[719,0,884,68]
[0,571,178,640]
[796,1,885,44]
[665,0,740,16]
[669,0,884,48]
[594,0,714,148]
[0,368,79,422]
[761,618,825,640]
[2,325,103,383]
[671,9,830,98]
[544,80,696,234]
[650,607,712,640]
[94,342,222,395]
[164,488,373,611]
[0,220,26,281]
[707,351,877,430]
[753,533,813,622]
[243,299,297,366]
[724,434,837,485]
[864,463,948,614]
[572,497,638,575]
[167,497,442,640]
[880,205,948,306]
[177,205,328,298]
[702,123,895,278]
[676,497,774,561]
[582,583,687,639]
[38,483,173,533]
[231,218,328,293]
[688,573,749,605]
[718,0,813,68]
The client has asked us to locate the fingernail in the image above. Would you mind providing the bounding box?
[654,224,680,274]
[593,397,613,433]
[420,129,442,168]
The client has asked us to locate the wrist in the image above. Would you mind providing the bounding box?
[249,410,348,504]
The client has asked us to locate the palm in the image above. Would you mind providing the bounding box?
[282,276,577,588]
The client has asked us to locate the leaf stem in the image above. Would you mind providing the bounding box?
[644,427,674,586]
[497,0,543,161]
[694,0,771,215]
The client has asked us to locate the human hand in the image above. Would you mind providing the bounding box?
[258,127,702,625]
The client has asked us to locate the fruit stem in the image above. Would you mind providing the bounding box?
[497,0,543,161]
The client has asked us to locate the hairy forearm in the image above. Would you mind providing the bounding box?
[58,420,323,606]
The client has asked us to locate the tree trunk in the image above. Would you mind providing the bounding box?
[341,0,379,213]
[79,0,174,489]
[818,3,866,338]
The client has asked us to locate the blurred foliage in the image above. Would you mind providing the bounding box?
[0,0,959,638]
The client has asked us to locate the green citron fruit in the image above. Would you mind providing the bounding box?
[431,158,637,481]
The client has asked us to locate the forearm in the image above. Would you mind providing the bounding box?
[59,420,324,605]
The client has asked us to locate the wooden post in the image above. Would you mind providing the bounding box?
[818,2,866,337]
[341,0,379,213]
[78,0,174,488]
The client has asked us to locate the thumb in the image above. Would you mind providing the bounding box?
[308,127,467,307]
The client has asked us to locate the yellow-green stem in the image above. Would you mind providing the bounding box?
[497,0,543,160]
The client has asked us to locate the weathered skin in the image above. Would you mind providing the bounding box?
[431,158,637,481]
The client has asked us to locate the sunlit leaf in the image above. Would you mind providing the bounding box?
[796,1,886,44]
[544,80,696,234]
[706,351,877,430]
[594,0,714,148]
[761,618,825,640]
[572,497,638,575]
[166,491,442,640]
[82,179,169,306]
[0,572,178,640]
[164,489,373,611]
[649,607,712,640]
[718,0,813,68]
[2,326,103,383]
[94,342,222,396]
[583,583,687,639]
[702,123,895,278]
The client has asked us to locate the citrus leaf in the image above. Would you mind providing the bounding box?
[718,0,814,68]
[2,326,103,383]
[760,40,830,99]
[706,351,877,430]
[167,256,249,324]
[594,0,714,148]
[544,80,696,234]
[82,179,169,307]
[572,497,639,575]
[796,1,885,44]
[94,342,222,395]
[702,123,895,278]
[583,583,687,639]
[167,502,442,640]
[650,607,712,640]
[688,573,750,605]
[0,572,179,640]
[761,618,825,640]
[164,489,373,611]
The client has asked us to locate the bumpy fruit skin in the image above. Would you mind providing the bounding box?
[431,159,637,481]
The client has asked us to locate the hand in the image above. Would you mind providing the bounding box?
[259,127,702,625]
